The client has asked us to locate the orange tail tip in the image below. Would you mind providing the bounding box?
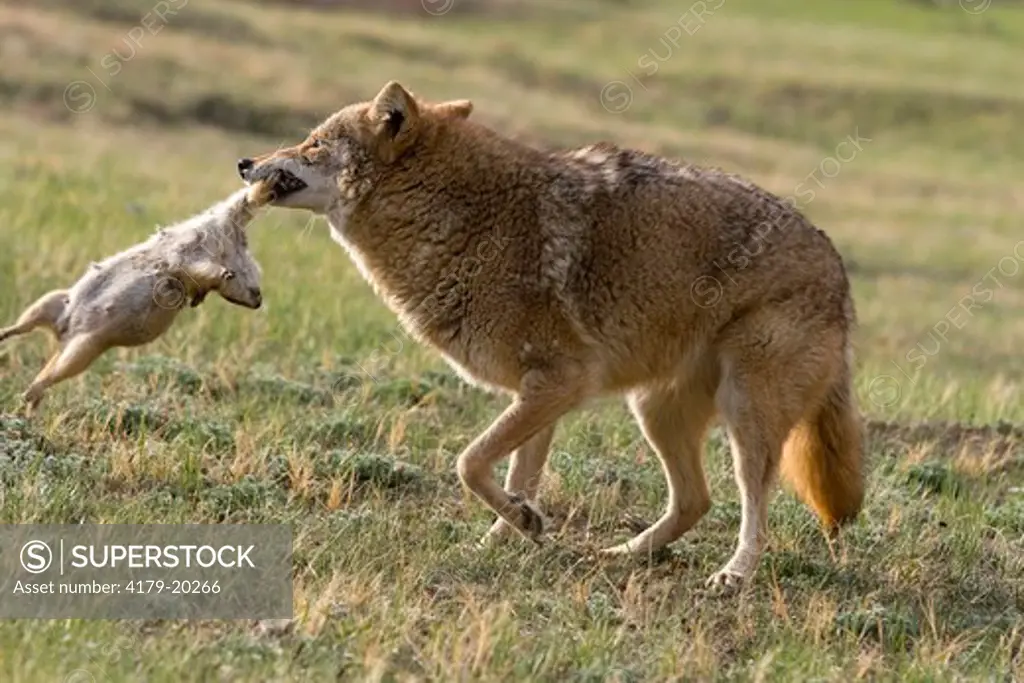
[780,364,865,530]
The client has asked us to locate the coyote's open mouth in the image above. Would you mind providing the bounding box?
[270,170,307,198]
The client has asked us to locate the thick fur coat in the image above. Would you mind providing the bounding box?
[239,82,864,585]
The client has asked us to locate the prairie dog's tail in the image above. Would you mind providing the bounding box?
[780,345,864,529]
[0,290,68,343]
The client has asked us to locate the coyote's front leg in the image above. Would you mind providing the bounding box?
[481,425,557,545]
[456,367,586,544]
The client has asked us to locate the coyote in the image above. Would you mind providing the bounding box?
[239,82,864,586]
[1,182,277,411]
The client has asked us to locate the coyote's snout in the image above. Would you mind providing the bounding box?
[241,81,864,586]
[238,145,328,213]
[1,183,275,411]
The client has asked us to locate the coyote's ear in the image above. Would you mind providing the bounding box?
[370,81,419,163]
[434,99,473,120]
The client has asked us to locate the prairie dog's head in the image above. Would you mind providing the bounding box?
[184,194,265,310]
[213,239,263,310]
[236,81,473,215]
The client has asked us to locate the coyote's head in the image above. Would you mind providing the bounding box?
[237,81,473,215]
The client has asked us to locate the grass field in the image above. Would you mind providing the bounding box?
[1,0,1023,680]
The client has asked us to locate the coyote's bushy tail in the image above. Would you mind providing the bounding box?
[780,345,864,530]
[0,290,68,343]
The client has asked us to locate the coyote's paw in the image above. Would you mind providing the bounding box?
[507,493,545,542]
[621,513,652,535]
[480,518,516,546]
[705,567,748,591]
[598,539,674,564]
[598,542,632,557]
[481,493,548,547]
[21,388,42,417]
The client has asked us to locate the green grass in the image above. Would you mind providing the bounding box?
[1,0,1023,679]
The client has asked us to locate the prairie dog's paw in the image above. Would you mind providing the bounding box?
[189,289,209,308]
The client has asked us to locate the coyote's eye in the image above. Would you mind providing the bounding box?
[308,139,322,150]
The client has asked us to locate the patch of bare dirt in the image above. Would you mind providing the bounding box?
[866,419,1024,461]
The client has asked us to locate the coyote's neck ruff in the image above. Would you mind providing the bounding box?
[240,81,864,587]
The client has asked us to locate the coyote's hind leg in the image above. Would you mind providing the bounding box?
[706,338,832,588]
[601,381,716,557]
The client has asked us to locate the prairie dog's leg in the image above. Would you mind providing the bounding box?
[23,334,106,411]
[0,290,67,343]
